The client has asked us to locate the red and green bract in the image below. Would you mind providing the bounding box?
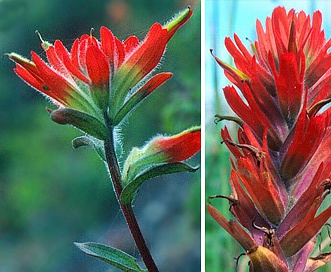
[151,127,201,163]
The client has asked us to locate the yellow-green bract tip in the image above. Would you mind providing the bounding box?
[164,7,193,32]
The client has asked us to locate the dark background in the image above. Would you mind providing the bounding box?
[0,0,201,271]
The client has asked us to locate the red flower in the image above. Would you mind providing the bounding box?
[8,8,193,138]
[210,7,331,271]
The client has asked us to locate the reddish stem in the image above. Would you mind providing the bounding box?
[104,124,159,272]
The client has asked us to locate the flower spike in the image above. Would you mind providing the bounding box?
[8,7,193,136]
[210,6,331,271]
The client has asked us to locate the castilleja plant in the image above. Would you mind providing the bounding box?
[7,7,200,272]
[208,6,331,272]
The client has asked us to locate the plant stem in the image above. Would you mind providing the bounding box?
[103,124,159,272]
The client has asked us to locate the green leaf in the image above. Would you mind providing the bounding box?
[121,162,199,205]
[74,242,147,272]
[72,136,106,161]
[50,108,108,140]
[72,136,94,149]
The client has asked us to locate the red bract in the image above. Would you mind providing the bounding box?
[8,8,193,138]
[210,6,331,271]
[152,126,201,163]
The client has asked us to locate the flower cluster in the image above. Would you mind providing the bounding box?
[209,7,331,271]
[8,8,193,139]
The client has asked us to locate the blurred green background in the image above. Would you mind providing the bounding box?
[205,0,331,271]
[0,0,200,271]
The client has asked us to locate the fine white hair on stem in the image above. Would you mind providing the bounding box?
[113,126,124,168]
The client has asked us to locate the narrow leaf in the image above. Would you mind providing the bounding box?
[121,162,199,205]
[50,108,108,140]
[74,242,147,272]
[72,136,94,149]
[72,136,106,161]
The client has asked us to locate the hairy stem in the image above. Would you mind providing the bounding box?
[104,122,159,272]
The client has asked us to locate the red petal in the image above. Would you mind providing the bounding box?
[45,44,79,86]
[54,40,70,60]
[46,43,65,72]
[278,163,330,238]
[31,52,75,105]
[234,33,252,62]
[223,84,282,150]
[14,64,45,94]
[273,53,305,122]
[229,171,270,242]
[280,203,331,257]
[100,26,126,72]
[70,39,80,69]
[281,111,327,181]
[77,35,99,70]
[118,23,168,84]
[235,157,285,224]
[115,37,125,68]
[124,36,139,54]
[86,45,110,88]
[207,204,256,251]
[53,40,90,84]
[305,39,331,89]
[225,36,251,75]
[220,127,243,159]
[271,7,291,58]
[136,72,172,95]
[100,26,115,61]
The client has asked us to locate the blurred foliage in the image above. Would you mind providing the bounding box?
[0,0,200,271]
